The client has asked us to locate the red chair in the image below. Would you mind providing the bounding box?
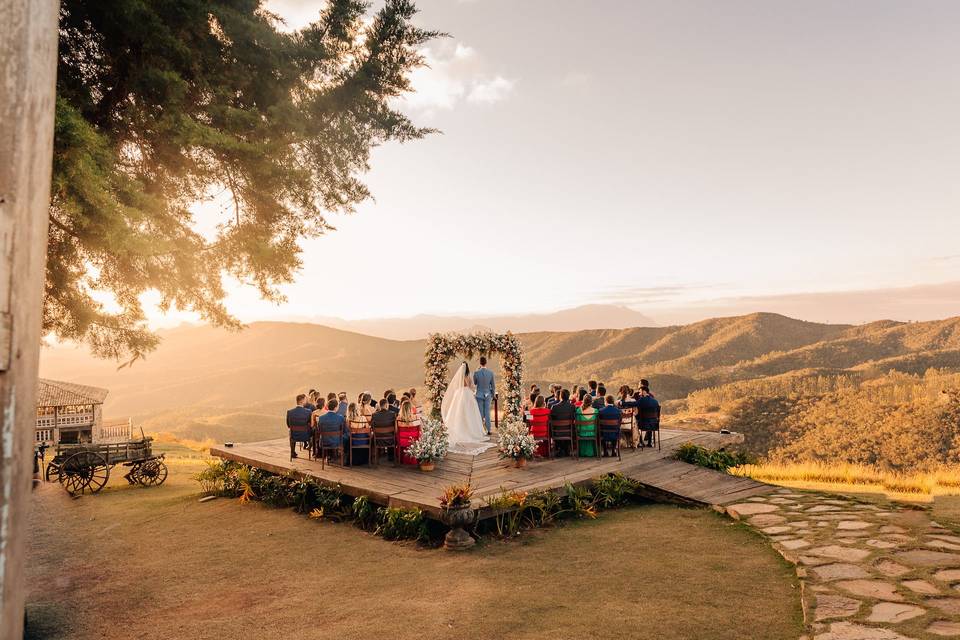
[528,408,550,458]
[396,420,421,466]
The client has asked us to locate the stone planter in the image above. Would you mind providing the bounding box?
[419,460,435,472]
[441,504,476,550]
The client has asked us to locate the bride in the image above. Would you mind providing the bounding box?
[442,361,495,455]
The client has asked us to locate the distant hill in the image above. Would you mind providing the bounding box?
[302,304,657,340]
[39,313,960,450]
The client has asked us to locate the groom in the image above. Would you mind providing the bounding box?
[473,356,495,435]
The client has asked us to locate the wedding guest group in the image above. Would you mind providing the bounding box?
[523,379,661,456]
[285,387,422,465]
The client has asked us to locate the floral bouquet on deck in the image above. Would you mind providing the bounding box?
[497,418,536,462]
[406,417,449,464]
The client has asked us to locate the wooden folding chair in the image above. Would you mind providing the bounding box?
[549,418,575,458]
[348,418,372,466]
[639,406,661,451]
[574,414,599,458]
[598,418,621,461]
[620,408,638,450]
[372,423,398,466]
[318,422,344,466]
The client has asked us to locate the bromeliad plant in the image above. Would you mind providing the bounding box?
[497,418,536,461]
[406,417,449,464]
[439,483,474,509]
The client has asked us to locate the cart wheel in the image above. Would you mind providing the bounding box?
[44,461,61,484]
[125,463,142,485]
[60,451,110,495]
[137,459,168,486]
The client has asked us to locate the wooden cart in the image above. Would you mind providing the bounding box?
[43,438,167,496]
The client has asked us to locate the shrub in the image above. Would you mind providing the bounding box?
[375,507,429,541]
[675,442,753,471]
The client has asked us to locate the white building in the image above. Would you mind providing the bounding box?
[34,379,131,446]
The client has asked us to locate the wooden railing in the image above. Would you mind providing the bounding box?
[35,413,95,429]
[98,418,132,443]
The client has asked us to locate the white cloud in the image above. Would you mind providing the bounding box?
[397,41,516,115]
[467,76,516,104]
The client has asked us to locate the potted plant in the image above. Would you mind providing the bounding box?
[406,417,448,472]
[497,418,536,468]
[439,483,475,550]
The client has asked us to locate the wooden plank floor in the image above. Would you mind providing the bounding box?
[209,429,772,519]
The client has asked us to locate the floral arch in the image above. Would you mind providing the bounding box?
[424,331,524,421]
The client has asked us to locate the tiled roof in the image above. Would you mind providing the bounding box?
[36,379,109,407]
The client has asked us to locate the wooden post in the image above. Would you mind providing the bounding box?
[0,0,59,636]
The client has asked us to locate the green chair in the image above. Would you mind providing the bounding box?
[575,413,598,458]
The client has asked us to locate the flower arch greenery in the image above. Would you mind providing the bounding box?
[424,332,524,421]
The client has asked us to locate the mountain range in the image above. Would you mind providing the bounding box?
[39,312,960,448]
[289,304,657,340]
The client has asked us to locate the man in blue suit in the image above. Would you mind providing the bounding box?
[473,356,495,435]
[597,395,622,457]
[286,394,313,459]
[317,398,350,462]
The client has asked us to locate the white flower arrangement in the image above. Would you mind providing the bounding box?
[497,418,537,461]
[405,417,449,463]
[424,331,525,421]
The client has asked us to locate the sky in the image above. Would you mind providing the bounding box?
[149,0,960,326]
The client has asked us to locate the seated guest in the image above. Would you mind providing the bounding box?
[366,391,378,408]
[408,387,419,408]
[286,394,313,458]
[635,390,661,446]
[546,385,562,409]
[387,392,400,413]
[371,399,396,428]
[597,395,622,456]
[337,392,348,417]
[592,385,607,409]
[371,398,397,462]
[588,380,598,397]
[529,395,550,457]
[640,379,655,398]
[523,390,537,412]
[317,398,349,462]
[346,402,370,465]
[550,388,577,456]
[360,393,376,419]
[305,390,317,412]
[575,396,598,456]
[397,399,421,465]
[310,397,328,428]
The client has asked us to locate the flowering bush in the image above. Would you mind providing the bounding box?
[439,482,474,509]
[497,418,537,461]
[424,331,524,420]
[405,417,449,463]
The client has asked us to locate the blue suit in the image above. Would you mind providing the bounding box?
[317,411,348,447]
[473,366,495,433]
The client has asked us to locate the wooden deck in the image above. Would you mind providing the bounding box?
[209,428,772,519]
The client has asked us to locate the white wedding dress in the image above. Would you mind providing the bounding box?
[442,363,495,455]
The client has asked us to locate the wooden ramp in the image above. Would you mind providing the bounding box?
[209,428,772,519]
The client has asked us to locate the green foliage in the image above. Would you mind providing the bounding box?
[592,473,639,509]
[481,474,642,539]
[375,507,429,542]
[194,459,246,497]
[675,443,753,472]
[52,0,442,361]
[352,495,378,531]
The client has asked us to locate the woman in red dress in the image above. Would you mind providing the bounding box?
[396,399,422,466]
[528,395,550,458]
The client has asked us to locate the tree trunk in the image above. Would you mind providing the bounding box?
[0,0,59,636]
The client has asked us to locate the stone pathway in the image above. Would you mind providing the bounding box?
[723,489,960,639]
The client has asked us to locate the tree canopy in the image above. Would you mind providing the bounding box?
[50,0,440,362]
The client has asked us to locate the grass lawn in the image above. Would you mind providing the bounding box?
[26,449,803,640]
